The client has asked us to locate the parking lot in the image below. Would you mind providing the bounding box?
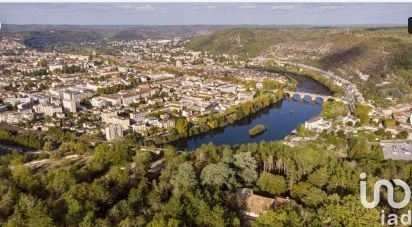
[381,141,412,160]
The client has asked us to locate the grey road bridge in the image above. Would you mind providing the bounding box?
[284,90,344,103]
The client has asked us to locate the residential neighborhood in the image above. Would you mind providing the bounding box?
[0,36,287,142]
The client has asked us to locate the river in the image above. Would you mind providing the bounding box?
[173,74,331,151]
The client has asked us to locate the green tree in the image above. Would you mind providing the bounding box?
[321,101,349,119]
[300,186,326,207]
[307,167,330,188]
[383,118,396,128]
[396,131,409,139]
[94,142,133,166]
[43,141,53,151]
[46,169,75,196]
[201,162,236,190]
[232,152,258,185]
[5,194,54,227]
[316,195,380,226]
[170,162,197,194]
[253,210,287,227]
[262,79,281,90]
[355,104,371,124]
[348,136,383,160]
[296,124,307,137]
[11,165,39,193]
[175,118,188,135]
[291,182,326,207]
[256,172,287,195]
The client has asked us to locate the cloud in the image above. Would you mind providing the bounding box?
[238,4,258,9]
[270,5,295,11]
[193,4,219,11]
[316,4,346,10]
[135,4,155,11]
[114,4,133,10]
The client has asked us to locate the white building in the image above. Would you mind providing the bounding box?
[100,94,122,106]
[48,64,63,72]
[86,82,102,91]
[148,73,175,81]
[102,114,130,129]
[237,92,254,103]
[105,124,123,141]
[132,122,147,132]
[176,60,183,68]
[0,110,34,124]
[215,84,238,93]
[304,117,332,133]
[121,91,141,106]
[145,117,159,125]
[33,104,63,117]
[101,111,118,123]
[62,87,93,101]
[63,99,77,113]
[91,97,111,108]
[3,97,31,106]
[130,112,145,122]
[157,119,175,129]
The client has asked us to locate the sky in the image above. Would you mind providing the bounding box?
[0,3,411,26]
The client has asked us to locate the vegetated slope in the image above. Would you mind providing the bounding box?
[110,25,230,41]
[3,24,231,49]
[110,30,146,41]
[187,27,412,105]
[22,30,104,50]
[186,27,330,58]
[296,28,412,105]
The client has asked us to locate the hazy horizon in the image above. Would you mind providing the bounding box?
[2,23,406,27]
[0,3,411,26]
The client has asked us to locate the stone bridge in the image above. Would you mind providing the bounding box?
[284,90,344,104]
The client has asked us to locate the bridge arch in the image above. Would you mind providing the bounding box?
[314,97,324,104]
[326,98,336,103]
[283,90,342,105]
[303,95,313,103]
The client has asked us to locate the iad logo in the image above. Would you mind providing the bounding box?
[360,172,411,209]
[360,172,412,226]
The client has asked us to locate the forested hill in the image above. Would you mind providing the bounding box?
[187,27,412,105]
[186,27,330,58]
[1,24,233,50]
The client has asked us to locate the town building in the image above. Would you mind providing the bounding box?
[236,188,288,218]
[105,124,123,141]
[33,104,63,117]
[62,99,77,113]
[304,117,332,133]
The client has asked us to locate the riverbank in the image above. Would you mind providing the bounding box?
[173,98,324,150]
[144,90,284,147]
[142,67,334,150]
[171,70,332,150]
[247,64,343,96]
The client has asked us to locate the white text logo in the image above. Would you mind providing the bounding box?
[360,172,410,209]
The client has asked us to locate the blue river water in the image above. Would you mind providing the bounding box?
[173,74,330,151]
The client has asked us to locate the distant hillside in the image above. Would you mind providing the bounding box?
[186,27,330,58]
[187,27,412,105]
[22,30,104,50]
[1,24,232,49]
